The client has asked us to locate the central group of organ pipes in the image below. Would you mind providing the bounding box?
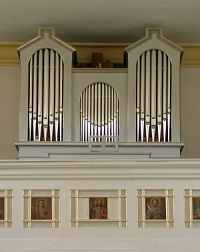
[80,83,119,142]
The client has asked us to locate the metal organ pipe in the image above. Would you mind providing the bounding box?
[87,85,91,141]
[101,84,105,136]
[49,50,55,141]
[28,58,33,141]
[140,53,145,142]
[80,91,83,141]
[111,88,114,142]
[59,58,63,141]
[33,52,38,141]
[145,51,151,142]
[91,84,94,139]
[151,50,156,142]
[157,51,163,142]
[136,50,171,143]
[85,89,87,142]
[136,57,140,142]
[104,84,108,137]
[163,54,167,142]
[55,52,59,141]
[98,83,101,140]
[38,50,43,141]
[94,83,98,140]
[43,49,49,141]
[108,85,112,142]
[167,58,171,142]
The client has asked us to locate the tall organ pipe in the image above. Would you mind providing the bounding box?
[145,51,151,142]
[33,52,38,141]
[28,58,33,141]
[136,57,140,142]
[140,53,145,142]
[167,58,171,142]
[151,50,156,142]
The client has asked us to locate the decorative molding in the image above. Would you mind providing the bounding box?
[0,42,21,66]
[1,158,200,179]
[1,42,200,67]
[178,43,200,67]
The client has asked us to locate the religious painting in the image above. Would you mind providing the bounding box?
[89,197,108,220]
[145,197,166,220]
[0,197,4,220]
[192,197,200,220]
[31,197,52,220]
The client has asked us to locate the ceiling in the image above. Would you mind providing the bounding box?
[1,0,200,44]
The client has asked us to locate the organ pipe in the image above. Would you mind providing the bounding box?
[151,50,156,142]
[87,85,91,140]
[140,53,145,142]
[28,58,33,141]
[167,58,171,142]
[33,52,38,141]
[163,54,167,142]
[101,84,105,136]
[55,53,59,141]
[136,57,140,142]
[157,51,162,142]
[49,50,55,141]
[91,84,94,138]
[145,51,151,142]
[38,50,43,141]
[59,58,63,141]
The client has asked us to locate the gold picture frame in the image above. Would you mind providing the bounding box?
[89,197,108,220]
[23,189,60,228]
[145,197,166,220]
[192,197,200,220]
[137,189,174,228]
[70,189,127,227]
[0,197,4,220]
[31,197,52,220]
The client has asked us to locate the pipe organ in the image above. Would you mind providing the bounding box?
[80,83,119,142]
[16,27,184,159]
[28,49,64,141]
[136,49,172,142]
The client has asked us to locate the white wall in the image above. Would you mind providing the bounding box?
[0,159,200,251]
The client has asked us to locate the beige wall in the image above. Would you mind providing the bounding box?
[0,43,200,159]
[181,68,200,158]
[0,67,20,159]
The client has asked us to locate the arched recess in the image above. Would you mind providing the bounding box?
[80,82,119,142]
[28,48,64,141]
[136,49,172,142]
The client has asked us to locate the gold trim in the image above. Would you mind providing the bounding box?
[70,189,127,227]
[137,189,174,228]
[0,42,21,66]
[22,189,60,228]
[178,43,200,67]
